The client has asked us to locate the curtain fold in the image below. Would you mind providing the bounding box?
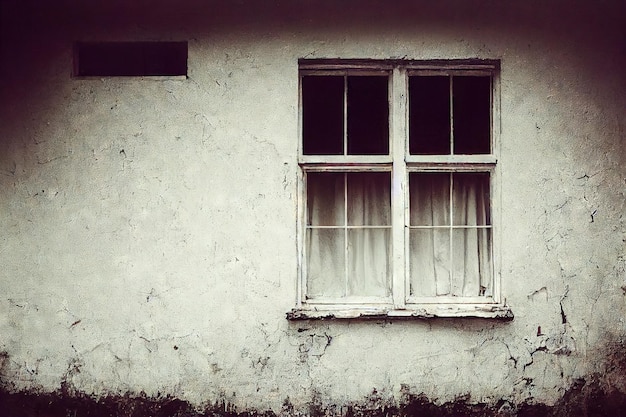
[346,173,391,297]
[409,173,450,296]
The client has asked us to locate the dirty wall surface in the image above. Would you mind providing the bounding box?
[0,1,625,415]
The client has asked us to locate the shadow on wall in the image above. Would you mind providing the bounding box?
[1,0,624,174]
[1,0,624,164]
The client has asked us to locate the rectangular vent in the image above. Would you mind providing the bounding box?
[74,41,187,77]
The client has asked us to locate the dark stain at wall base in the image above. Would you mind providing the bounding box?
[1,339,625,417]
[1,380,626,417]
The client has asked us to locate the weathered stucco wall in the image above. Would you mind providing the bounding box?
[1,1,625,415]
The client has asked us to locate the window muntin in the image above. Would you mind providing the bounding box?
[298,61,501,315]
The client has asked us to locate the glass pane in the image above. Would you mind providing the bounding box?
[409,76,450,155]
[302,76,344,155]
[307,172,344,226]
[453,76,491,154]
[452,172,490,226]
[409,229,451,297]
[306,228,345,298]
[347,229,391,297]
[347,76,389,155]
[409,173,450,226]
[452,228,492,297]
[347,172,391,226]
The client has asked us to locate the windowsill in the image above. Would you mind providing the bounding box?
[287,304,514,321]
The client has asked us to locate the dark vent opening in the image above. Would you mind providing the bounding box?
[74,41,187,77]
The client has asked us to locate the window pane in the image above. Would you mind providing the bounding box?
[347,76,389,155]
[409,229,451,297]
[302,76,344,155]
[409,76,450,155]
[409,173,450,226]
[452,228,492,297]
[306,229,345,298]
[347,172,391,226]
[307,172,344,226]
[453,76,491,154]
[452,172,490,226]
[347,229,391,297]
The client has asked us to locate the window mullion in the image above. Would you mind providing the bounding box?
[449,172,454,295]
[391,67,407,309]
[343,75,348,155]
[449,76,454,155]
[343,76,349,297]
[448,77,454,294]
[344,172,349,298]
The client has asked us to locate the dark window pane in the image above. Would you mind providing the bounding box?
[75,42,187,76]
[302,76,344,155]
[409,76,450,155]
[453,76,491,154]
[347,76,389,155]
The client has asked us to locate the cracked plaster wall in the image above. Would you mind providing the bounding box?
[0,0,624,413]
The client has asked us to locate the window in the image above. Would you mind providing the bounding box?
[289,59,512,320]
[73,41,188,77]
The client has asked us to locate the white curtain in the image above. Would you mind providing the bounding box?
[306,172,344,298]
[306,172,391,299]
[305,171,490,301]
[410,172,491,298]
[409,173,451,296]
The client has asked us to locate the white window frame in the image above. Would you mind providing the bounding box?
[289,59,512,320]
